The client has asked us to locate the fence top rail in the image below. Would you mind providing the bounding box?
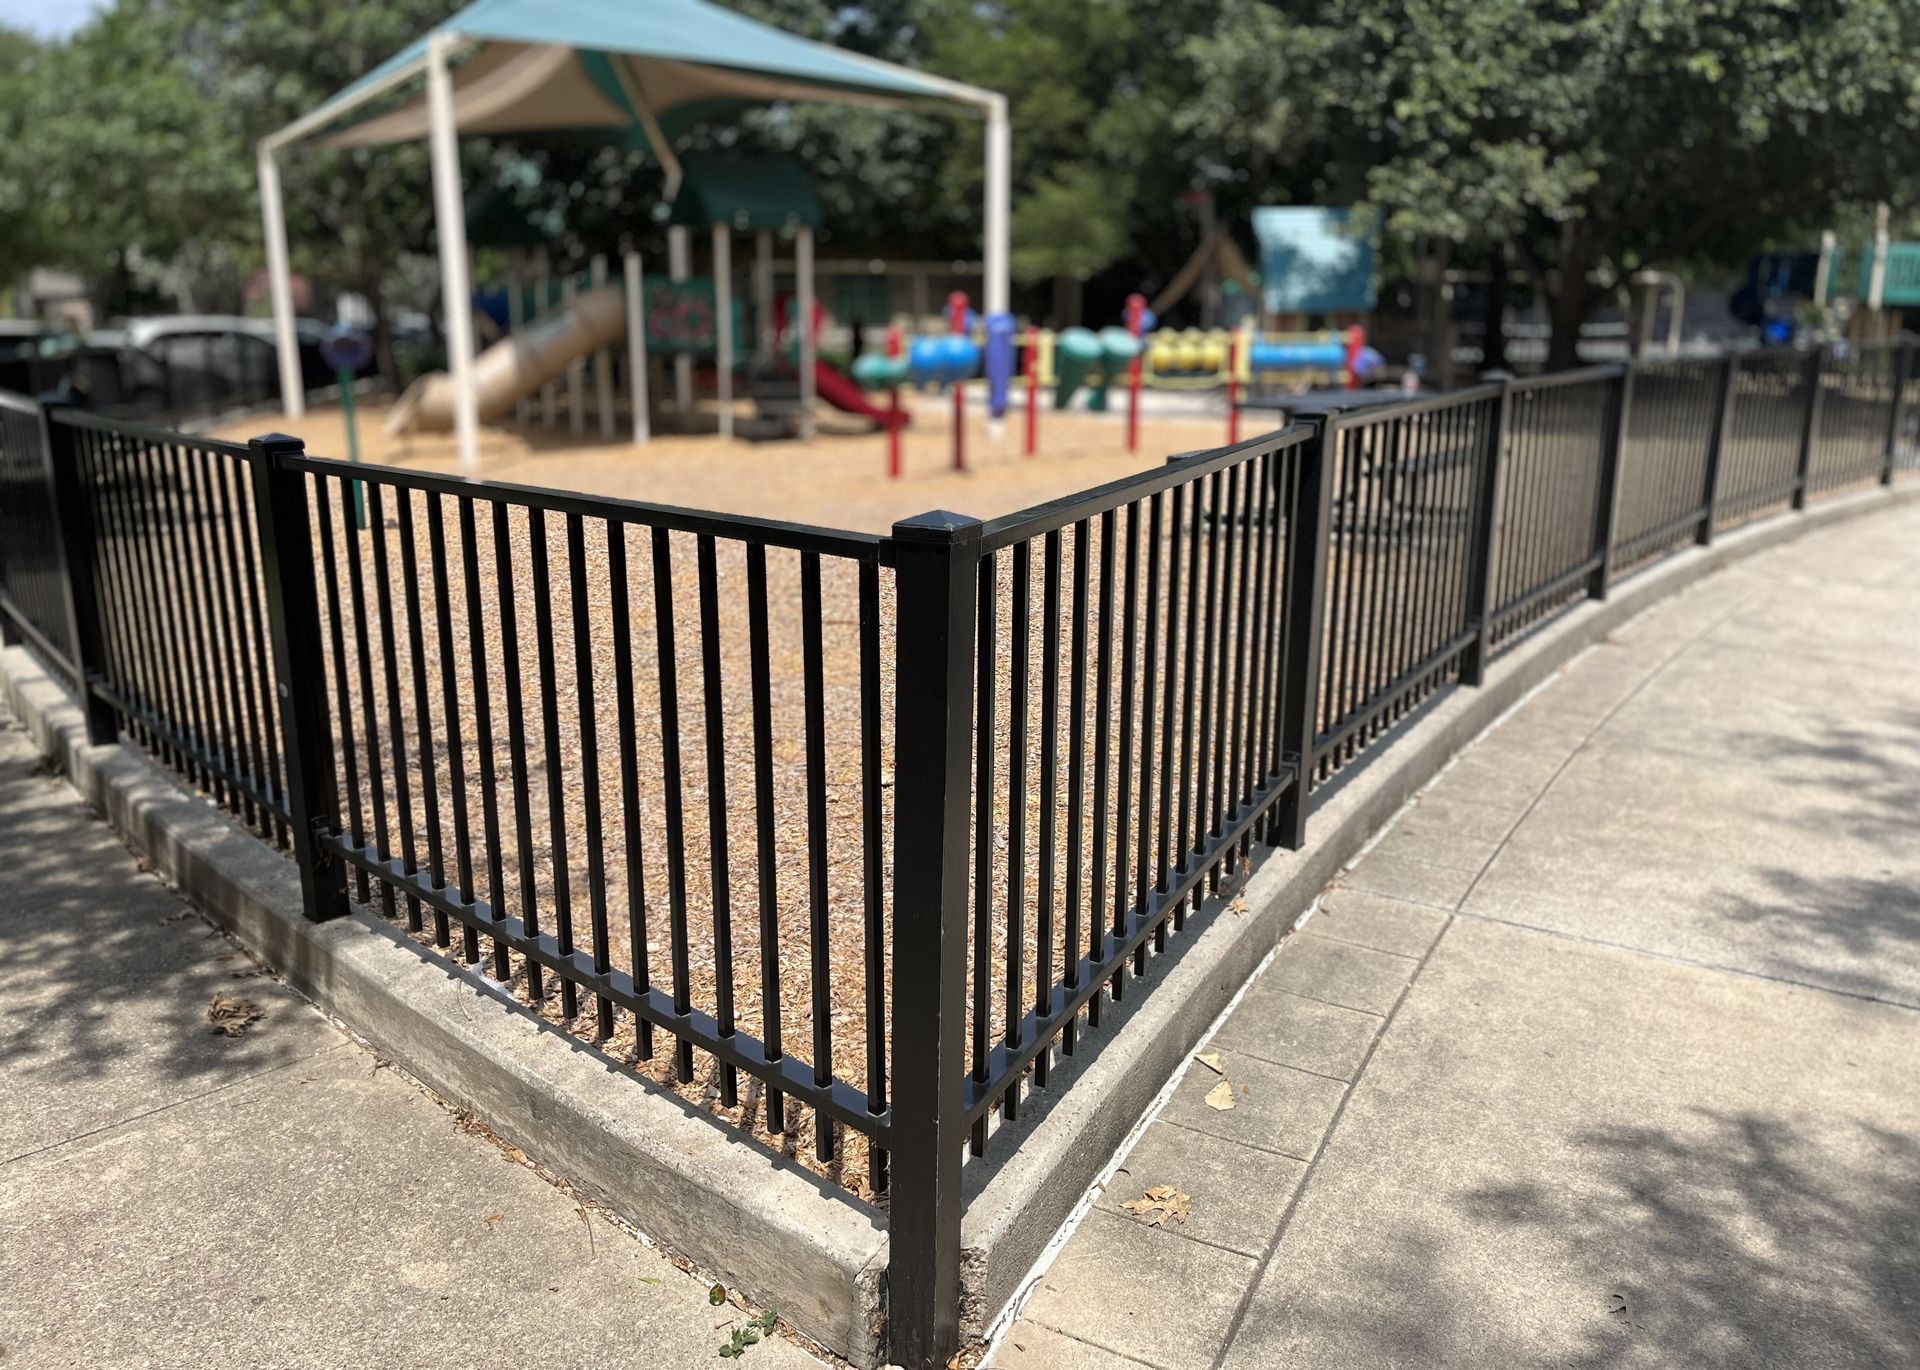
[974,423,1315,553]
[0,387,43,418]
[50,406,254,460]
[1507,363,1627,394]
[279,451,885,562]
[1310,381,1504,434]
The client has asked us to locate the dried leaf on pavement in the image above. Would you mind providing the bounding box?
[1194,1051,1226,1075]
[1204,1079,1237,1111]
[207,994,262,1037]
[1120,1185,1193,1227]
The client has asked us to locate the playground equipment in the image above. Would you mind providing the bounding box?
[851,297,1372,475]
[258,0,1013,471]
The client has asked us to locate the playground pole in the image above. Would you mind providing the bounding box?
[713,226,734,440]
[1125,292,1145,454]
[592,253,616,439]
[755,230,776,365]
[425,30,480,472]
[984,95,1011,315]
[536,247,557,430]
[507,251,528,425]
[255,145,305,419]
[948,291,968,472]
[625,248,651,444]
[563,270,584,436]
[797,226,817,442]
[670,226,694,416]
[1226,328,1241,445]
[887,325,904,480]
[1024,325,1039,457]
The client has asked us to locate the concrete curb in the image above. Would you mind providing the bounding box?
[0,648,889,1368]
[955,482,1920,1333]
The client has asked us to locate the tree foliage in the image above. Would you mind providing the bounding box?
[6,0,1920,359]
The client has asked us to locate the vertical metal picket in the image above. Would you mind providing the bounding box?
[1270,418,1334,849]
[1697,354,1738,546]
[1883,340,1911,487]
[41,409,118,743]
[1792,347,1826,511]
[886,509,982,1370]
[1459,378,1513,686]
[1588,363,1633,598]
[247,434,348,923]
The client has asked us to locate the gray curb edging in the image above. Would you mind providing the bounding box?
[0,648,890,1369]
[5,481,1912,1362]
[954,481,1920,1334]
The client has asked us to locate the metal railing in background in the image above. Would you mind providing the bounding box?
[0,393,79,682]
[0,332,1912,1370]
[1294,385,1500,784]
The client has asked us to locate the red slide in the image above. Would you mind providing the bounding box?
[814,360,911,430]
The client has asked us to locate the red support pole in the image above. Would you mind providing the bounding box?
[887,324,904,480]
[1344,324,1366,390]
[1023,325,1039,457]
[1226,329,1241,445]
[1125,293,1145,454]
[947,291,968,472]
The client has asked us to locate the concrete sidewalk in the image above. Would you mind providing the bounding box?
[1000,501,1920,1369]
[0,707,821,1368]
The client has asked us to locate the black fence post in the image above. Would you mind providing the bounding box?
[247,434,347,923]
[1459,378,1513,686]
[1698,353,1738,546]
[1882,340,1911,487]
[1588,362,1633,599]
[1792,347,1826,511]
[1269,417,1334,850]
[885,508,981,1370]
[40,407,118,743]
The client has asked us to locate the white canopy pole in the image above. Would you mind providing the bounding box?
[426,31,480,471]
[983,94,1011,316]
[797,225,816,441]
[257,145,305,418]
[625,247,650,443]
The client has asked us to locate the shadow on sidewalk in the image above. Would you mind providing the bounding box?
[0,715,317,1101]
[1457,1110,1920,1368]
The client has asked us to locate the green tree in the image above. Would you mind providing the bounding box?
[1185,0,1920,365]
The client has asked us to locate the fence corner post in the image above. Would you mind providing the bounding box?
[40,406,118,744]
[1588,362,1633,599]
[247,433,347,923]
[1792,346,1826,511]
[1698,353,1738,546]
[1270,416,1335,850]
[885,507,981,1370]
[1882,339,1911,487]
[1459,378,1512,686]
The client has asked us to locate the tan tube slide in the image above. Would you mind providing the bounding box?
[386,284,628,434]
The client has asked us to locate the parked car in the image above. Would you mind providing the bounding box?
[3,315,372,420]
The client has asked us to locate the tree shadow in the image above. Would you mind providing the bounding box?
[1712,709,1920,1005]
[1456,1110,1920,1368]
[0,710,329,1154]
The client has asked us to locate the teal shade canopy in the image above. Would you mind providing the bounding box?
[301,0,967,153]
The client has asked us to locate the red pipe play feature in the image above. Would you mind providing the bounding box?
[947,291,969,472]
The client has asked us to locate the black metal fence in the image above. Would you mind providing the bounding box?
[0,335,1911,1369]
